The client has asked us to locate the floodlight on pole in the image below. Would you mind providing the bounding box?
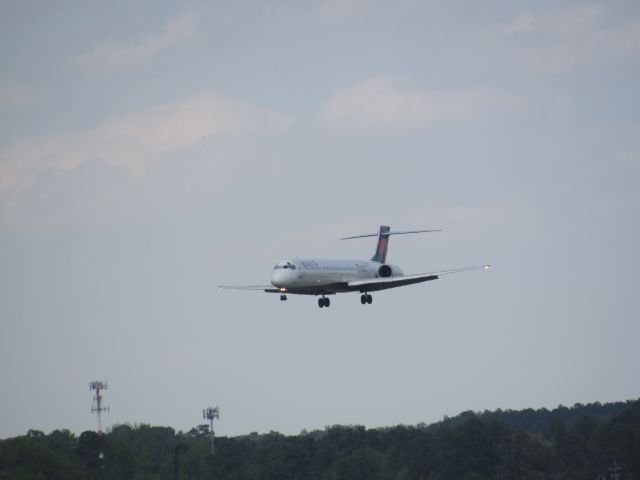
[203,406,220,454]
[89,381,109,434]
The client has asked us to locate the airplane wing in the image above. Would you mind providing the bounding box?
[346,265,490,292]
[219,265,490,295]
[218,284,348,295]
[218,285,281,293]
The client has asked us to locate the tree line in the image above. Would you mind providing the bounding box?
[1,400,638,480]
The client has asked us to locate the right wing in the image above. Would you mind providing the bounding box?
[345,265,490,292]
[218,285,281,293]
[218,284,348,295]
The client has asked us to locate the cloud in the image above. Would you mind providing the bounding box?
[604,18,640,56]
[0,86,38,109]
[79,9,202,69]
[503,4,640,71]
[604,123,640,168]
[503,13,536,35]
[0,92,292,228]
[404,203,540,243]
[318,76,520,133]
[307,0,375,23]
[505,4,603,36]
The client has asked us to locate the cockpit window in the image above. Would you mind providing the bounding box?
[274,262,296,270]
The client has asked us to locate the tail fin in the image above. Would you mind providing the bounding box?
[372,226,391,263]
[341,226,442,264]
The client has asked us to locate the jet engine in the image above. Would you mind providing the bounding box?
[377,264,403,278]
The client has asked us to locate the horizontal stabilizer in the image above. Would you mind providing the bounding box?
[343,226,442,262]
[341,228,441,240]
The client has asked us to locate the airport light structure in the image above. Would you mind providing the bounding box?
[89,381,109,434]
[203,406,220,454]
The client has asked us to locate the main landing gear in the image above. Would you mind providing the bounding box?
[360,294,373,305]
[318,296,330,308]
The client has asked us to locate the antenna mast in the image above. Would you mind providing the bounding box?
[203,406,220,454]
[89,381,109,433]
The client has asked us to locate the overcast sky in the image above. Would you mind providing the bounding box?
[1,1,639,439]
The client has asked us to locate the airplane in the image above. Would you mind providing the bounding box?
[219,225,490,308]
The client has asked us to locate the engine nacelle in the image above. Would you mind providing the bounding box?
[377,264,403,278]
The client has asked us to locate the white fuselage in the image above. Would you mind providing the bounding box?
[271,258,403,289]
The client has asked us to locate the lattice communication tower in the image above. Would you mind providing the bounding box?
[89,381,110,434]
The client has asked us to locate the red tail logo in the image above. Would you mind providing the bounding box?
[371,226,391,263]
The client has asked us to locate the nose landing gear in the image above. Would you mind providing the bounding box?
[318,296,330,308]
[360,294,372,305]
[279,288,287,301]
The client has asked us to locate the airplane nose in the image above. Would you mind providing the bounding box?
[271,270,287,287]
[272,268,297,287]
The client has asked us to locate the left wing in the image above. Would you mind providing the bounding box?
[346,265,490,292]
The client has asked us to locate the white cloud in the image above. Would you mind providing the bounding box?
[0,86,38,109]
[504,13,535,34]
[503,4,640,71]
[79,9,202,69]
[0,92,292,226]
[604,123,640,168]
[307,0,375,23]
[604,18,640,56]
[318,76,520,133]
[403,203,540,244]
[504,4,603,37]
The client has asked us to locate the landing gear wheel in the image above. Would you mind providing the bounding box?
[318,298,324,308]
[360,294,367,304]
[323,297,330,307]
[280,294,287,301]
[366,294,373,304]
